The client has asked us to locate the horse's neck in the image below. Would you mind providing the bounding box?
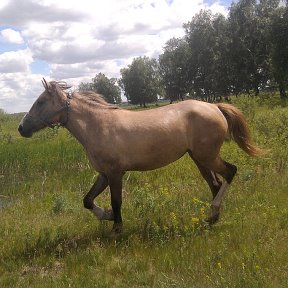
[65,97,102,147]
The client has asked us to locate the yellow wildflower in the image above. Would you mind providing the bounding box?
[200,207,205,217]
[191,217,199,224]
[170,212,178,226]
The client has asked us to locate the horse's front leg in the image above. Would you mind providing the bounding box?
[83,173,114,221]
[107,173,123,234]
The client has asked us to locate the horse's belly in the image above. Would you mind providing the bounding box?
[125,143,187,171]
[130,156,185,171]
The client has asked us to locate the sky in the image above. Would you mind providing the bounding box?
[0,0,233,113]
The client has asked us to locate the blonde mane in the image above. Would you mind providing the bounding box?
[76,91,119,109]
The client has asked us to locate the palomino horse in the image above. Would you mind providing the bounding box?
[18,79,263,235]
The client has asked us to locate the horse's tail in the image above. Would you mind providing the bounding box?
[216,103,265,156]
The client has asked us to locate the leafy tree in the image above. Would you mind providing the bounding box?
[254,0,280,93]
[79,73,121,104]
[228,0,277,95]
[119,56,159,107]
[78,82,93,92]
[184,10,231,101]
[209,14,232,99]
[159,38,190,103]
[228,0,258,95]
[270,4,288,98]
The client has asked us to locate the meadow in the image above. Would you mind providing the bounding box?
[0,95,287,287]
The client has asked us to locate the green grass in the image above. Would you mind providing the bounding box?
[0,95,287,287]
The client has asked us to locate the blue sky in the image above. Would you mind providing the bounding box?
[0,0,233,113]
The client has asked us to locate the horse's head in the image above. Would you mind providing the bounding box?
[18,78,72,138]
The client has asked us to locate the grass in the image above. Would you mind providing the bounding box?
[0,95,287,287]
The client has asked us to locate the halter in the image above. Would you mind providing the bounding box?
[28,91,73,128]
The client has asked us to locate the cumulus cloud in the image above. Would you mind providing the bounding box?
[0,72,44,113]
[0,28,23,44]
[0,0,86,26]
[0,49,33,73]
[50,59,125,80]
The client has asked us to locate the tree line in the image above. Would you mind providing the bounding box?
[79,0,288,105]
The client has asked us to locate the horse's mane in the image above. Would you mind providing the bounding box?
[76,91,119,109]
[51,80,118,109]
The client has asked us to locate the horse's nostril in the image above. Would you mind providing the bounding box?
[18,125,23,133]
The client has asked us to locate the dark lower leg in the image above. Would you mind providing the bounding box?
[203,158,237,224]
[207,171,222,199]
[84,174,115,221]
[83,173,108,210]
[193,158,222,199]
[108,174,123,233]
[223,161,237,184]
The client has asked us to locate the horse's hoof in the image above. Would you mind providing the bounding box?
[103,208,114,221]
[109,222,123,238]
[205,214,219,225]
[205,205,220,225]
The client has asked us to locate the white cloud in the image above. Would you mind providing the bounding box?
[0,0,86,26]
[0,0,229,113]
[0,49,33,73]
[0,0,9,10]
[50,58,128,83]
[0,28,23,44]
[0,72,44,113]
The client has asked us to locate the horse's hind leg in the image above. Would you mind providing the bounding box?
[205,157,237,224]
[83,173,114,221]
[192,155,237,224]
[192,157,222,199]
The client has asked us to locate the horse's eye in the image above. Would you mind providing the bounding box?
[37,100,44,106]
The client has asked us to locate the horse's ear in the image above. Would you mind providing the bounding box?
[42,78,71,94]
[41,78,53,93]
[57,81,72,90]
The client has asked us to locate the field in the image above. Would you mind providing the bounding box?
[0,95,287,287]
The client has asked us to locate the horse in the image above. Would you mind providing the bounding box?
[18,79,264,235]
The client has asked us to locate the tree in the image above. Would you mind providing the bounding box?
[270,4,288,98]
[159,38,190,103]
[119,56,159,107]
[184,10,231,101]
[79,73,121,104]
[228,0,258,95]
[209,14,232,99]
[228,0,277,95]
[78,82,93,92]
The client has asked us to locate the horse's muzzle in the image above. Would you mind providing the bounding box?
[18,124,33,138]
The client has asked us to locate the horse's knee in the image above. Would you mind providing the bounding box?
[83,196,93,210]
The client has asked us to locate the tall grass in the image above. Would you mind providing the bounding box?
[0,95,287,287]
